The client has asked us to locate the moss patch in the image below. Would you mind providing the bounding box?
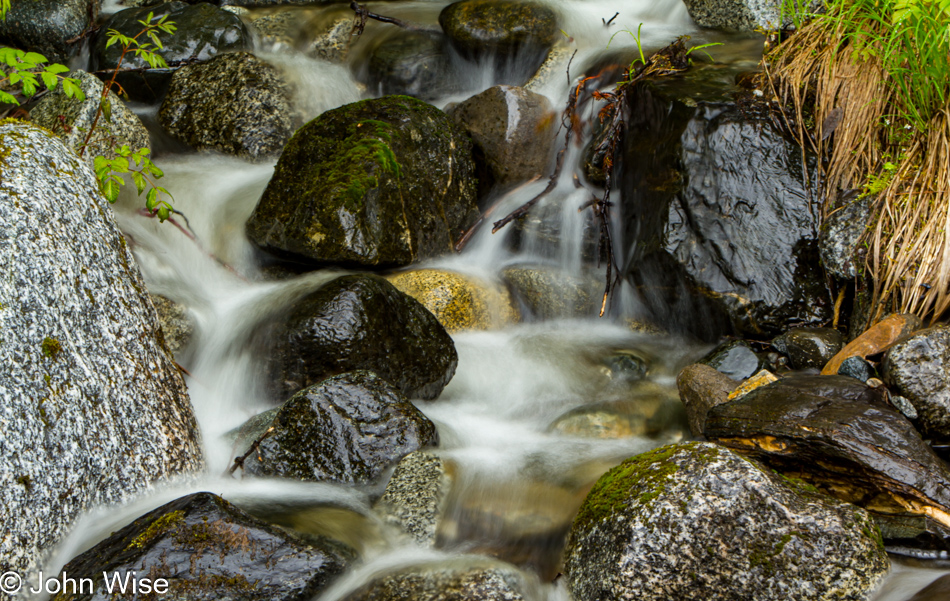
[124,510,186,552]
[41,336,62,359]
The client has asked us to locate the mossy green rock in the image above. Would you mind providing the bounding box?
[52,492,353,601]
[237,371,439,484]
[266,274,457,400]
[246,95,479,269]
[566,442,889,601]
[439,0,558,58]
[0,0,97,63]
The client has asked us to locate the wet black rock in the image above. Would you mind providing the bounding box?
[819,192,872,280]
[91,2,251,102]
[439,0,557,63]
[159,52,295,160]
[340,561,530,601]
[705,375,950,528]
[52,492,353,601]
[246,95,479,269]
[772,327,844,370]
[448,85,557,187]
[266,274,458,400]
[906,574,950,601]
[365,31,461,101]
[236,371,439,484]
[564,442,889,601]
[0,0,97,63]
[837,355,876,382]
[883,325,950,441]
[623,85,831,339]
[699,339,763,380]
[676,363,736,437]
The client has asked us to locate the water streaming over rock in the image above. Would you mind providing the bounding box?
[39,0,950,598]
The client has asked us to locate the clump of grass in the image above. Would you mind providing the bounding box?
[764,0,950,323]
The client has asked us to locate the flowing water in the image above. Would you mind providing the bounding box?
[41,0,950,598]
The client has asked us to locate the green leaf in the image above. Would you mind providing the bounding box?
[44,63,69,75]
[147,163,164,178]
[146,187,158,210]
[62,78,83,100]
[22,52,47,65]
[157,206,170,221]
[0,90,19,105]
[7,71,20,85]
[21,78,36,97]
[102,178,121,203]
[110,157,129,173]
[94,156,111,179]
[116,144,131,157]
[40,72,58,90]
[132,171,147,195]
[101,98,112,123]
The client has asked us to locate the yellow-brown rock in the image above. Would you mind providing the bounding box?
[387,269,518,333]
[821,313,922,375]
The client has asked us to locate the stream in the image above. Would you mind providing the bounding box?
[39,0,950,598]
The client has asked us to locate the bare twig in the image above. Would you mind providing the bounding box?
[228,426,275,475]
[603,12,620,26]
[349,1,435,36]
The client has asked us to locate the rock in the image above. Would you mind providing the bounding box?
[91,2,251,102]
[875,513,950,557]
[246,95,479,269]
[727,369,779,399]
[680,0,783,32]
[52,492,352,601]
[265,274,458,401]
[366,31,461,101]
[501,265,597,319]
[890,395,919,420]
[0,121,202,576]
[340,561,530,601]
[699,339,762,380]
[883,325,950,441]
[524,41,571,92]
[0,0,97,63]
[257,505,386,557]
[837,355,876,382]
[820,192,872,280]
[600,351,650,384]
[300,9,355,62]
[236,371,439,484]
[623,87,830,338]
[907,575,950,601]
[247,8,310,51]
[30,70,151,164]
[439,0,557,62]
[151,293,195,355]
[564,442,889,601]
[772,327,845,370]
[676,363,737,437]
[705,375,950,530]
[159,52,295,160]
[374,451,454,546]
[448,85,557,187]
[549,389,688,440]
[822,313,922,375]
[387,269,518,333]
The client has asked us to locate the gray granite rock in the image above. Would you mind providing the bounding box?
[681,0,782,31]
[0,121,203,578]
[0,0,99,63]
[159,52,296,160]
[150,293,195,355]
[340,561,529,601]
[819,194,872,280]
[375,451,453,546]
[300,9,355,62]
[883,325,950,440]
[30,70,151,164]
[565,442,889,601]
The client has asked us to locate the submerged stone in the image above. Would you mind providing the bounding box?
[246,95,479,269]
[366,31,461,101]
[236,371,439,484]
[565,442,889,601]
[374,451,454,547]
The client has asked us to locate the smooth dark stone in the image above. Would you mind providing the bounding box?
[0,0,97,63]
[906,575,950,601]
[439,0,557,60]
[699,339,762,380]
[365,30,461,101]
[772,327,845,370]
[837,355,876,382]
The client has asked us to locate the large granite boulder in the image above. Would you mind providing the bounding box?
[234,371,439,484]
[883,325,950,441]
[0,0,99,63]
[0,121,203,577]
[439,0,557,61]
[159,52,295,160]
[623,84,831,338]
[681,0,783,31]
[29,70,151,162]
[91,2,251,102]
[51,492,352,601]
[264,274,458,401]
[565,443,889,601]
[246,95,479,269]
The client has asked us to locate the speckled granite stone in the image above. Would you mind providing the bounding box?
[375,451,453,546]
[0,121,204,581]
[681,0,782,31]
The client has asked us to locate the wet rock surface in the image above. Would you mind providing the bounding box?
[375,451,454,546]
[837,355,876,382]
[265,274,458,400]
[366,31,461,101]
[387,268,518,332]
[501,265,597,319]
[30,70,151,163]
[705,375,950,527]
[822,313,922,374]
[772,327,845,370]
[246,95,479,269]
[623,84,830,338]
[0,0,97,63]
[439,0,557,63]
[906,574,950,601]
[448,85,557,187]
[300,9,355,62]
[699,339,762,380]
[91,2,251,102]
[151,293,195,356]
[340,561,530,601]
[676,363,737,437]
[52,492,353,601]
[549,389,688,440]
[0,122,203,576]
[236,371,439,484]
[681,0,783,31]
[159,52,296,160]
[883,325,950,441]
[565,442,889,601]
[819,193,872,280]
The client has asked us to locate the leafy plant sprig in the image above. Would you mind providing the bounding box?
[94,146,173,219]
[0,48,84,106]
